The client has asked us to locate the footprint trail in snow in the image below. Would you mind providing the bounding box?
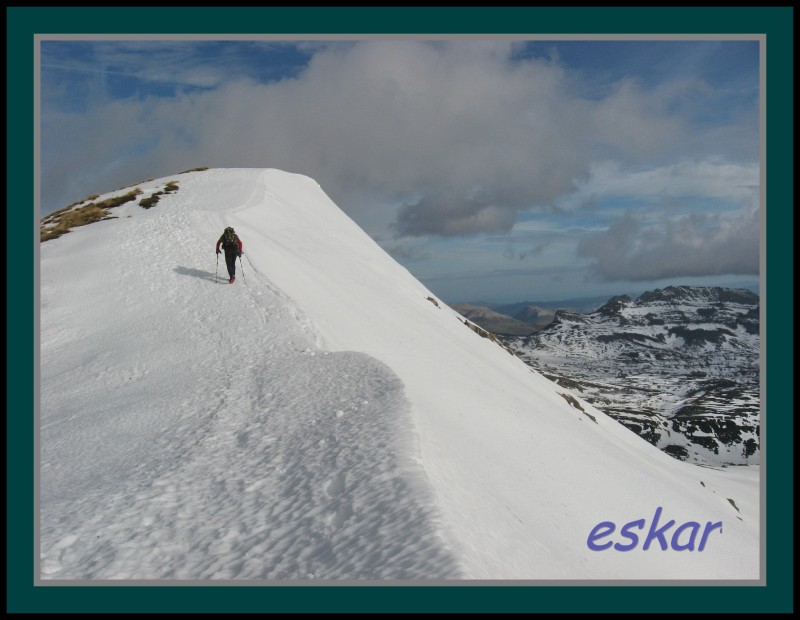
[39,177,460,580]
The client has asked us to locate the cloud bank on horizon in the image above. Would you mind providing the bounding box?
[40,38,761,302]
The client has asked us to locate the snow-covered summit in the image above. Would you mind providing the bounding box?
[39,168,759,581]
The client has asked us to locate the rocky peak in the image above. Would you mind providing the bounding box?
[551,309,588,324]
[637,286,758,305]
[594,295,632,317]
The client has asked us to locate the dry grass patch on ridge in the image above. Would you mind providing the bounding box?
[139,181,179,209]
[40,189,142,242]
[41,177,185,241]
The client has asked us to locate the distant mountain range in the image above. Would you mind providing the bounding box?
[450,295,612,336]
[449,304,551,336]
[498,285,760,466]
[491,295,613,316]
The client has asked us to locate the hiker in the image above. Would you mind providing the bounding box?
[216,226,243,283]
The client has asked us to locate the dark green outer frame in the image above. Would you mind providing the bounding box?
[7,6,793,614]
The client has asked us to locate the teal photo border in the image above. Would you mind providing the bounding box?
[8,5,793,614]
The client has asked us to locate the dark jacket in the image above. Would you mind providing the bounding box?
[216,233,243,256]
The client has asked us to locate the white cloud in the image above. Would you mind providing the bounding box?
[43,40,733,241]
[557,158,760,212]
[577,207,759,281]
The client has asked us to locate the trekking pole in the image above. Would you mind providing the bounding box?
[239,254,246,284]
[215,252,219,284]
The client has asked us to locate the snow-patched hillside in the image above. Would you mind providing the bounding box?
[39,168,759,581]
[505,288,760,466]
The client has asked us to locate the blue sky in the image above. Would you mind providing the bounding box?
[39,38,761,304]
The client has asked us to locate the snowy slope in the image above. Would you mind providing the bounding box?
[39,168,759,581]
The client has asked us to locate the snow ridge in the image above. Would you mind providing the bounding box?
[40,169,459,580]
[40,168,759,581]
